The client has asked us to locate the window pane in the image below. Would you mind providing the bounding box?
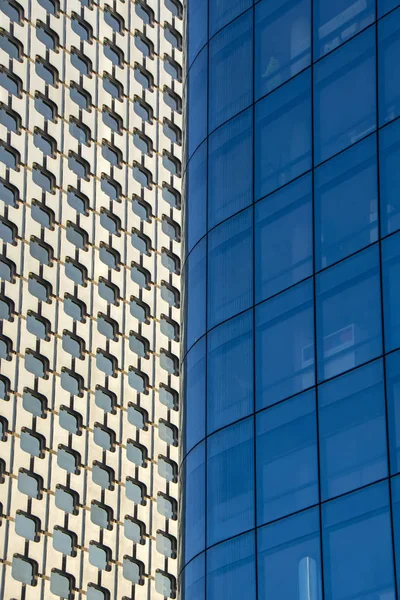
[206,533,256,600]
[383,232,400,352]
[207,310,253,434]
[208,208,253,329]
[314,0,375,59]
[380,118,400,236]
[188,0,207,66]
[318,360,387,501]
[182,554,205,600]
[314,28,376,164]
[208,109,252,229]
[379,0,400,16]
[316,246,382,382]
[391,474,400,596]
[183,443,205,563]
[322,482,395,600]
[207,418,254,546]
[255,0,311,100]
[379,9,400,126]
[209,11,252,133]
[315,135,378,270]
[256,389,318,525]
[209,0,252,37]
[188,47,207,158]
[185,238,206,351]
[184,338,206,455]
[255,173,312,302]
[186,142,207,254]
[256,280,314,410]
[258,507,322,600]
[255,70,312,200]
[386,350,400,474]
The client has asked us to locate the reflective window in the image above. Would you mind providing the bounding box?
[319,360,387,500]
[316,246,382,382]
[391,474,400,594]
[314,28,376,164]
[208,208,253,330]
[207,418,254,546]
[379,0,400,16]
[183,443,205,563]
[207,532,256,600]
[322,482,395,600]
[209,12,252,133]
[383,232,400,352]
[188,47,207,158]
[379,9,400,126]
[255,70,312,200]
[207,310,253,434]
[208,109,252,229]
[256,280,314,410]
[255,173,312,302]
[314,0,374,58]
[185,238,206,351]
[184,338,206,454]
[182,554,205,600]
[315,135,378,270]
[255,0,311,99]
[209,0,252,37]
[188,0,207,65]
[380,118,400,236]
[258,507,322,600]
[386,350,400,474]
[256,389,318,525]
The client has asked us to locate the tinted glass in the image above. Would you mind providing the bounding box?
[182,554,205,600]
[208,109,252,229]
[386,350,400,474]
[391,474,400,595]
[207,418,254,546]
[184,338,206,454]
[209,11,253,132]
[255,0,311,100]
[209,0,252,37]
[256,280,314,410]
[382,232,400,352]
[208,208,253,329]
[255,69,312,200]
[183,443,205,563]
[188,48,207,158]
[380,117,400,236]
[186,142,207,254]
[319,360,387,500]
[379,0,400,15]
[185,238,206,351]
[379,8,400,126]
[188,0,207,66]
[256,389,318,525]
[255,173,312,302]
[316,246,382,382]
[314,28,376,164]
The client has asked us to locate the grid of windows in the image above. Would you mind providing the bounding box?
[0,0,182,598]
[182,0,400,599]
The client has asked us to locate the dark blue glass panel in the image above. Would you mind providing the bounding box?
[207,418,254,546]
[379,0,400,17]
[315,135,378,270]
[387,350,400,474]
[256,390,318,525]
[209,0,252,38]
[255,0,311,100]
[318,360,387,501]
[188,0,207,67]
[186,239,206,351]
[314,0,375,59]
[391,474,400,596]
[208,208,253,329]
[322,482,395,600]
[184,338,206,455]
[314,28,376,164]
[188,47,207,159]
[316,246,382,382]
[209,11,253,132]
[258,508,322,600]
[255,70,312,200]
[183,443,205,563]
[207,310,253,434]
[255,173,312,302]
[256,280,314,410]
[380,118,400,236]
[379,9,400,126]
[182,554,205,600]
[383,232,400,352]
[186,142,207,254]
[208,109,252,229]
[206,532,256,600]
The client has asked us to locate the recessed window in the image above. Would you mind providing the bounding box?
[160,349,179,375]
[103,71,123,99]
[92,461,115,490]
[163,149,181,176]
[0,102,21,133]
[160,280,180,307]
[71,46,92,76]
[0,216,17,244]
[160,315,179,341]
[33,127,57,158]
[89,542,112,571]
[133,129,153,155]
[60,367,85,397]
[64,293,86,322]
[163,85,182,113]
[102,140,122,168]
[1,0,24,22]
[132,196,152,221]
[30,236,54,266]
[0,141,20,171]
[104,5,124,32]
[20,428,45,458]
[133,161,152,188]
[55,484,79,515]
[0,256,16,283]
[91,500,113,530]
[71,12,93,42]
[163,118,182,145]
[127,403,148,430]
[156,530,177,558]
[158,455,178,482]
[32,163,56,193]
[12,554,38,587]
[155,570,176,599]
[165,0,183,18]
[134,63,154,90]
[123,556,145,585]
[0,176,18,206]
[162,215,181,241]
[101,173,122,201]
[102,106,123,133]
[97,312,118,340]
[22,388,47,418]
[96,349,118,376]
[124,516,146,543]
[53,526,78,557]
[70,81,92,111]
[94,423,116,451]
[57,444,81,475]
[158,419,178,446]
[125,477,146,504]
[100,207,121,235]
[0,66,22,97]
[131,228,151,255]
[31,199,55,229]
[130,296,150,323]
[69,117,91,146]
[38,0,59,15]
[66,221,89,250]
[34,92,57,122]
[15,511,41,542]
[164,54,182,82]
[65,257,88,286]
[104,38,124,66]
[62,330,85,359]
[0,374,10,401]
[59,405,83,435]
[68,151,90,180]
[128,366,149,393]
[50,569,75,599]
[135,0,154,25]
[98,277,119,305]
[0,415,8,440]
[161,248,180,274]
[18,468,43,499]
[134,30,154,57]
[0,29,23,61]
[35,56,58,87]
[164,22,182,50]
[26,310,51,340]
[162,182,181,209]
[0,294,14,321]
[87,584,110,600]
[28,272,52,302]
[67,186,89,215]
[129,331,150,358]
[25,349,50,379]
[131,261,151,289]
[157,492,177,520]
[36,20,59,50]
[134,95,153,122]
[95,385,117,414]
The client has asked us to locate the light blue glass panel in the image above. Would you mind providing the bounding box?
[316,246,382,382]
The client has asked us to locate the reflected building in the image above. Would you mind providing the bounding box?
[181,1,400,600]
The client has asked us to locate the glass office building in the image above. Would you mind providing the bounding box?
[0,1,183,599]
[182,1,400,599]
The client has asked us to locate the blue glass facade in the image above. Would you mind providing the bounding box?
[182,0,400,599]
